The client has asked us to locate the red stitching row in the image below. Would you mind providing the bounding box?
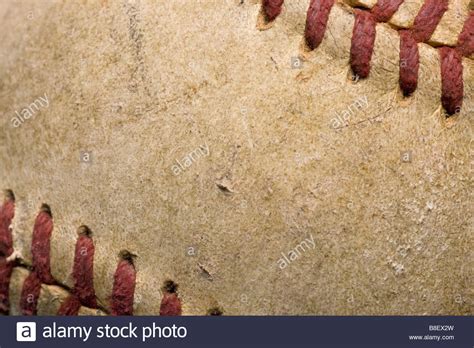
[260,0,473,116]
[406,0,465,114]
[0,190,186,316]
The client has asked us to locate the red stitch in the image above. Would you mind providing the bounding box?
[0,190,15,257]
[304,0,335,50]
[31,204,55,284]
[0,258,13,314]
[371,0,404,22]
[20,272,42,315]
[111,250,137,316]
[262,0,284,22]
[0,190,15,314]
[439,47,464,115]
[350,10,377,78]
[57,295,81,316]
[71,226,97,308]
[457,12,474,57]
[411,0,449,43]
[160,280,182,316]
[399,30,420,96]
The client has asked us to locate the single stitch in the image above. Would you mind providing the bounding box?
[111,250,137,316]
[0,191,15,313]
[371,0,404,22]
[0,258,13,313]
[160,280,182,316]
[439,47,464,115]
[19,272,42,315]
[350,9,376,78]
[411,0,449,43]
[71,226,97,308]
[20,204,56,315]
[31,204,55,284]
[457,11,474,57]
[0,190,15,257]
[399,30,419,96]
[304,0,335,50]
[262,0,284,22]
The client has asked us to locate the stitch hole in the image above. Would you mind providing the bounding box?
[207,306,224,316]
[118,249,137,265]
[3,189,15,202]
[39,203,52,217]
[162,279,178,293]
[77,225,92,237]
[346,70,361,84]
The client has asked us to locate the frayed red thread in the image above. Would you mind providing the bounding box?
[20,272,42,315]
[439,47,464,115]
[71,227,97,308]
[57,295,81,316]
[304,0,335,50]
[411,0,449,43]
[31,205,55,284]
[262,0,284,22]
[111,252,137,316]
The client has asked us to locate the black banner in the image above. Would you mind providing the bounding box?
[1,316,472,347]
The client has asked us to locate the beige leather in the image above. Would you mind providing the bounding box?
[0,0,472,315]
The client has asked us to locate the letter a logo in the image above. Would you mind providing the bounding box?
[16,322,37,342]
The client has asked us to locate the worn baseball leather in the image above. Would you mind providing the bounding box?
[0,0,472,315]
